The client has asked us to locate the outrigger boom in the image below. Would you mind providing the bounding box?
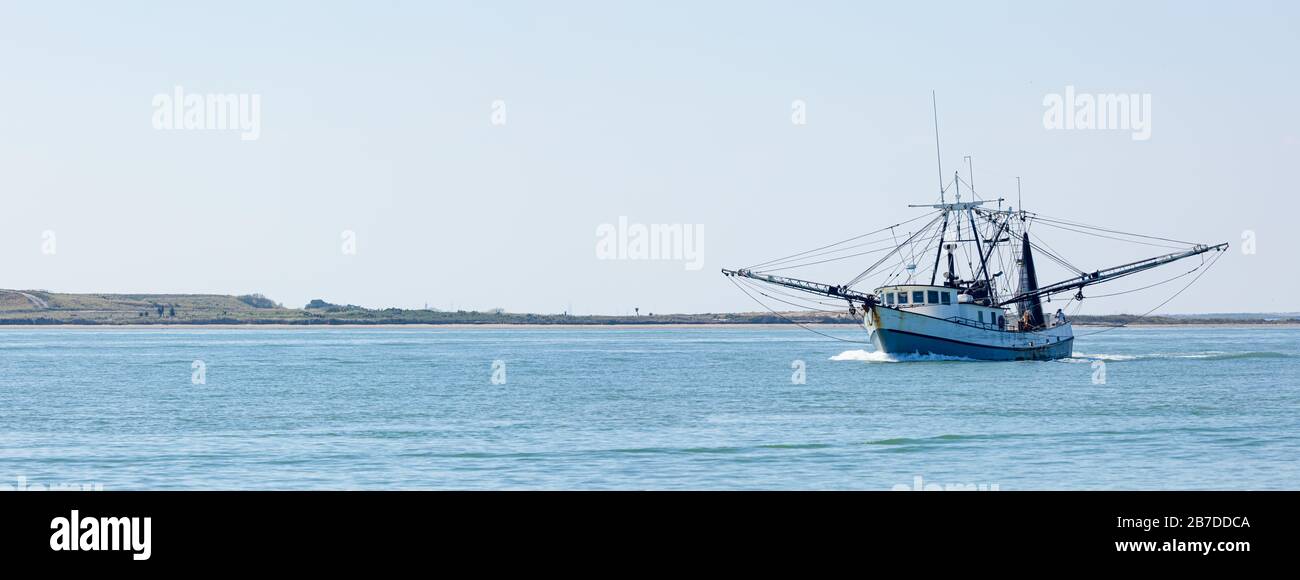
[725,236,1227,312]
[998,242,1228,306]
[721,268,878,306]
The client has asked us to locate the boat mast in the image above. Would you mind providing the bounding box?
[961,157,994,301]
[967,205,994,302]
[932,90,944,203]
[929,212,950,285]
[929,90,948,285]
[976,209,1014,293]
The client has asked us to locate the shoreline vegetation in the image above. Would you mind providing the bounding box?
[2,290,1298,327]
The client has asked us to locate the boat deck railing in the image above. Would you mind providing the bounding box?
[944,315,1069,333]
[943,316,1005,332]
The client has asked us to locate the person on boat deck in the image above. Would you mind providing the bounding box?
[1021,310,1033,330]
[1055,308,1066,326]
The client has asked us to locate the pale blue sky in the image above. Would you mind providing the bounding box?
[1,1,1296,314]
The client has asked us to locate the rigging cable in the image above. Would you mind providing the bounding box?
[1075,248,1225,337]
[1027,213,1197,246]
[1028,239,1085,276]
[726,276,870,344]
[757,245,900,273]
[752,235,902,272]
[745,210,940,271]
[890,226,905,274]
[1033,220,1186,250]
[754,226,949,274]
[1078,261,1201,299]
[1023,221,1086,275]
[737,276,854,311]
[877,223,946,289]
[845,212,946,287]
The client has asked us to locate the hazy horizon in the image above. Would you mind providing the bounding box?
[3,1,1296,315]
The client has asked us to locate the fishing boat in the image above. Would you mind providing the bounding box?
[723,156,1226,361]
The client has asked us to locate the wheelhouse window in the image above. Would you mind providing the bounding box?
[885,293,895,305]
[940,292,951,305]
[912,291,924,304]
[927,290,939,304]
[897,292,908,304]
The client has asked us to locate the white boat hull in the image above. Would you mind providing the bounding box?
[864,305,1073,361]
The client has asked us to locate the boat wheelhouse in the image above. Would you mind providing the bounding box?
[875,284,1005,329]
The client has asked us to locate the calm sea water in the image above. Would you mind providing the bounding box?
[1,325,1297,490]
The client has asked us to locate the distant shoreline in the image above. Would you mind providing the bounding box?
[3,290,1298,328]
[2,322,1298,330]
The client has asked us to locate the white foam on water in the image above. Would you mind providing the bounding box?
[830,349,973,363]
[1066,352,1140,363]
[1067,351,1287,363]
[829,349,887,362]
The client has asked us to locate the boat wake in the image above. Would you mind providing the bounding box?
[831,349,1294,364]
[1065,351,1295,363]
[830,349,974,363]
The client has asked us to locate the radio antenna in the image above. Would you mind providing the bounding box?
[964,155,975,195]
[1016,176,1024,219]
[932,90,944,203]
